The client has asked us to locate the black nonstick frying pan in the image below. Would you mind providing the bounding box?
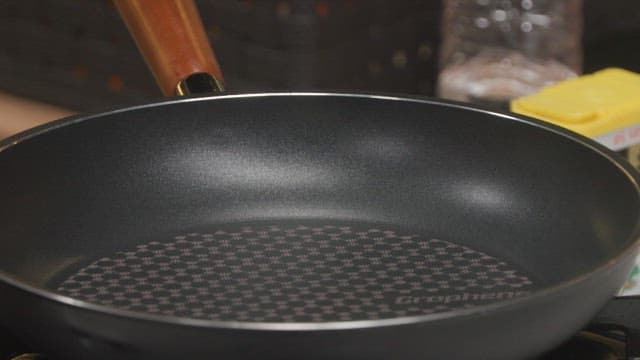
[1,1,640,359]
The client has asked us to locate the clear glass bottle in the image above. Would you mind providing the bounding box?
[437,0,583,109]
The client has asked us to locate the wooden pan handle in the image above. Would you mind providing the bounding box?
[113,0,224,96]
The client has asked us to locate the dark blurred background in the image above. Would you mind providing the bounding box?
[0,0,639,112]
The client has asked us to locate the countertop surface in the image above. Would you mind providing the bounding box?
[0,91,74,140]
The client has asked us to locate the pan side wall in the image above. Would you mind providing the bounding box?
[0,95,637,290]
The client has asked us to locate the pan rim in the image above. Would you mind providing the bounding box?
[1,91,640,331]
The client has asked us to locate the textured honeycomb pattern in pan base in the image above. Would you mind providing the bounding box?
[57,223,534,322]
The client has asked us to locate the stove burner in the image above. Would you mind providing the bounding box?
[56,222,534,322]
[541,331,624,359]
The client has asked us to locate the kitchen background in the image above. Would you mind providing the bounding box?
[1,0,639,140]
[2,2,640,358]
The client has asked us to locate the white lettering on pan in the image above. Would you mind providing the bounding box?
[393,291,531,305]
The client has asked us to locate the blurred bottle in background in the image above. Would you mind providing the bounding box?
[437,0,582,109]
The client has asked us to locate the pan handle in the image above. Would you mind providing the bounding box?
[113,0,224,96]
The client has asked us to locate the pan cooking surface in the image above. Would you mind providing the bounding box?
[56,222,535,322]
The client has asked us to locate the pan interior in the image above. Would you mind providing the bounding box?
[1,94,639,324]
[55,221,535,322]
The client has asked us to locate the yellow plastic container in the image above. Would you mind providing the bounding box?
[511,68,640,151]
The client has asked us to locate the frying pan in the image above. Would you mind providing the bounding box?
[1,1,639,359]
